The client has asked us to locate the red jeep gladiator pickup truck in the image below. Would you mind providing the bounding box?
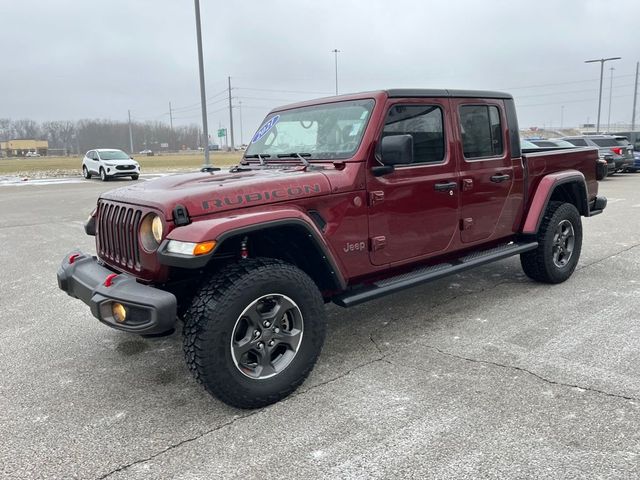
[58,89,606,408]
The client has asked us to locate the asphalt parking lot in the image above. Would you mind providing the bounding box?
[1,175,639,479]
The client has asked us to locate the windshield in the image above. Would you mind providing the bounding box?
[99,150,130,160]
[245,99,375,160]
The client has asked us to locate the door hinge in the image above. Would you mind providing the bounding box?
[369,191,385,206]
[371,236,387,251]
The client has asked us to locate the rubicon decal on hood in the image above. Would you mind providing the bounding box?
[202,184,322,210]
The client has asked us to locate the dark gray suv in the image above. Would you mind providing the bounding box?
[560,135,633,173]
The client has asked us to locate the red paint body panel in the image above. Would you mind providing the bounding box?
[92,90,601,289]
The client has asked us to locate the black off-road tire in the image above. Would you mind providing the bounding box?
[182,258,327,409]
[520,201,582,284]
[82,165,91,179]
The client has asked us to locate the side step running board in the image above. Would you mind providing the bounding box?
[333,241,538,308]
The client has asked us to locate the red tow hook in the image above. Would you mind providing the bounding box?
[68,253,81,264]
[104,274,118,287]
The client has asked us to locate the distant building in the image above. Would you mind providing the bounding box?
[0,139,49,157]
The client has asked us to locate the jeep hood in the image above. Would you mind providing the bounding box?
[99,167,331,220]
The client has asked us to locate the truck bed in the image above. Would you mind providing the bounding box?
[522,147,599,204]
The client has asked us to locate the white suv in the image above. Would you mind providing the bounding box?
[82,149,140,181]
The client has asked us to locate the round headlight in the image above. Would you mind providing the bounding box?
[140,214,163,252]
[152,215,163,243]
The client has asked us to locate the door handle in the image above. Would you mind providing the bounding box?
[434,181,458,192]
[490,173,511,183]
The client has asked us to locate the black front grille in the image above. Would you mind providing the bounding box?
[116,164,135,170]
[96,201,142,270]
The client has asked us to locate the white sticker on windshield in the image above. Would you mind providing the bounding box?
[349,122,362,136]
[251,115,280,143]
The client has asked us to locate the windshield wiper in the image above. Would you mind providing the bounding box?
[276,153,311,167]
[243,154,271,166]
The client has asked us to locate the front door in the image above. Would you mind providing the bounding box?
[454,100,514,243]
[368,100,459,266]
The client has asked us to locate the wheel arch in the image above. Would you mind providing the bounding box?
[160,213,346,293]
[521,170,589,235]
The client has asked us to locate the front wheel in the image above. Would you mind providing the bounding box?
[131,174,139,180]
[182,258,327,409]
[520,201,582,284]
[99,168,108,181]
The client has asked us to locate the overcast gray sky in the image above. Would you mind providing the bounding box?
[2,0,639,140]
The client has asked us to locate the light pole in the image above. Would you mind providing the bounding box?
[584,56,621,134]
[331,49,340,95]
[607,67,615,133]
[194,0,210,167]
[560,105,564,129]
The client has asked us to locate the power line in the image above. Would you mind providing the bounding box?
[516,93,633,108]
[234,87,333,95]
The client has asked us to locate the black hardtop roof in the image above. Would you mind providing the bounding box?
[385,89,512,100]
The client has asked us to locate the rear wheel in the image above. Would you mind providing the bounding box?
[99,168,108,181]
[520,201,582,284]
[82,165,91,179]
[182,258,327,409]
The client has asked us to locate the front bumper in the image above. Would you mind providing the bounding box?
[57,251,177,334]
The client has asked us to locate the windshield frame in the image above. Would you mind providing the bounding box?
[244,98,376,161]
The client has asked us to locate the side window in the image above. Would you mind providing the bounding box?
[566,138,587,146]
[93,151,100,161]
[87,150,94,159]
[460,105,504,159]
[382,104,445,164]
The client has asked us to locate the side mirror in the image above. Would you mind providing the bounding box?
[130,156,134,160]
[380,134,413,166]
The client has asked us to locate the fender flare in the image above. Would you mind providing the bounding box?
[521,170,589,234]
[158,209,346,290]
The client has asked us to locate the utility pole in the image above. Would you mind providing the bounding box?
[331,49,340,95]
[194,0,210,166]
[168,101,174,151]
[227,76,235,151]
[607,67,615,133]
[560,105,564,129]
[585,56,621,133]
[128,109,134,153]
[632,61,639,131]
[238,100,244,146]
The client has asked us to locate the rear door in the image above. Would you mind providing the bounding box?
[367,99,459,266]
[454,100,514,243]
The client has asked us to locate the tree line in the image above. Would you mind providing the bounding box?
[0,118,204,155]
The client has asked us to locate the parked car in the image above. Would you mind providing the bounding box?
[528,139,575,148]
[82,149,140,181]
[139,149,154,156]
[612,136,636,172]
[25,151,41,157]
[59,88,606,409]
[560,135,632,173]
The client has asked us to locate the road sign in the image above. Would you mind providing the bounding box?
[217,128,226,138]
[160,143,169,148]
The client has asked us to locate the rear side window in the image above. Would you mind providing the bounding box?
[460,105,503,159]
[382,105,445,164]
[614,138,630,146]
[591,138,619,147]
[565,138,587,146]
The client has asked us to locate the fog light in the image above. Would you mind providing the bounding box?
[112,303,127,323]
